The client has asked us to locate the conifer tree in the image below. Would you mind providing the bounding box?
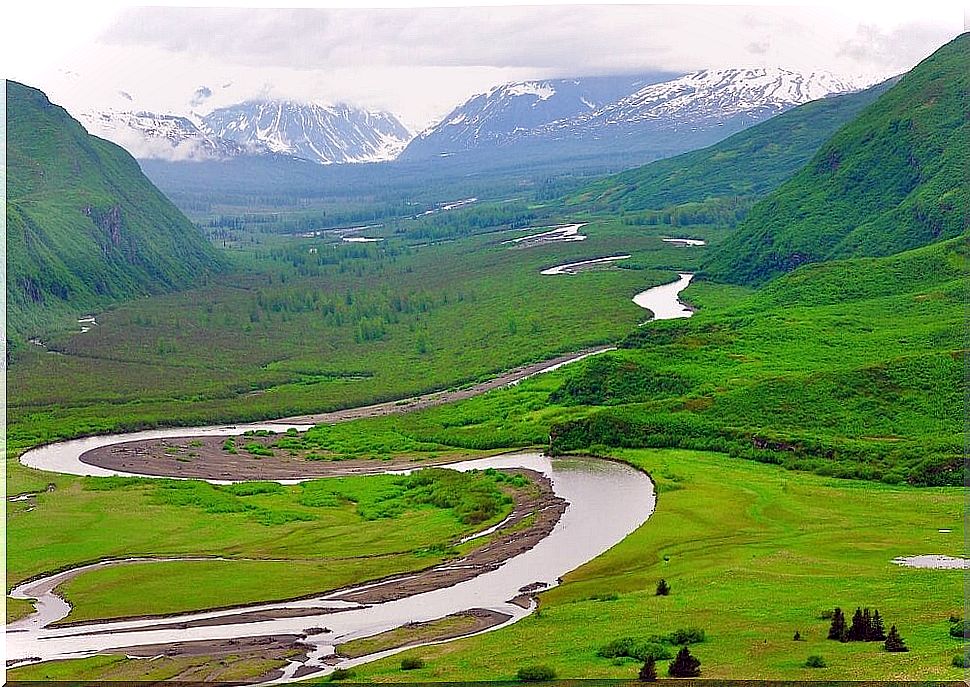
[668,647,701,677]
[827,608,847,641]
[862,608,873,640]
[848,607,866,641]
[871,610,887,641]
[884,625,908,652]
[638,656,658,682]
[656,579,671,596]
[793,630,801,641]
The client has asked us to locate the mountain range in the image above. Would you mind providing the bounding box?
[81,68,873,167]
[401,68,872,160]
[82,100,412,165]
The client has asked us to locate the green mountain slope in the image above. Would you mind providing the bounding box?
[705,33,969,285]
[6,80,224,341]
[566,78,895,212]
[546,233,967,486]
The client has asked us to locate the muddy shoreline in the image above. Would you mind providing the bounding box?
[80,435,485,481]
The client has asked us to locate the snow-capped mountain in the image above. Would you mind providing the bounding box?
[550,68,871,135]
[203,100,412,164]
[401,73,676,159]
[79,110,262,162]
[403,68,873,159]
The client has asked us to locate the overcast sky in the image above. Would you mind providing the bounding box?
[4,1,967,130]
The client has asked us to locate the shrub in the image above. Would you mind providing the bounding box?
[401,657,425,670]
[949,620,967,639]
[952,654,970,668]
[805,655,827,668]
[330,668,353,681]
[656,578,671,596]
[598,638,671,662]
[517,665,556,681]
[667,627,706,645]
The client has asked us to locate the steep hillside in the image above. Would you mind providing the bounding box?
[6,81,224,342]
[569,78,895,212]
[705,33,969,285]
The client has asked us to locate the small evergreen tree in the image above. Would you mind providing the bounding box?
[862,608,873,640]
[668,647,701,677]
[793,630,801,641]
[638,656,658,682]
[884,625,908,652]
[656,579,671,596]
[827,608,847,641]
[848,607,866,641]
[871,610,887,641]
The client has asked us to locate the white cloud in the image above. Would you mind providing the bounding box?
[5,3,965,130]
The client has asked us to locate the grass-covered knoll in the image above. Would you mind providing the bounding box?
[5,81,224,341]
[7,218,691,456]
[706,33,969,284]
[7,468,517,623]
[549,236,966,485]
[568,78,893,212]
[347,449,964,682]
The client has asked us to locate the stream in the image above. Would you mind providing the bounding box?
[8,274,701,679]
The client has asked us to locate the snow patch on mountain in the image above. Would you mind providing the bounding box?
[203,100,412,164]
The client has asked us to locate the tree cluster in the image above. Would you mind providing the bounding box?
[827,607,886,643]
[827,606,907,652]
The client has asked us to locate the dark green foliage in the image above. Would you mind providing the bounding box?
[387,468,513,525]
[666,628,705,645]
[870,610,886,641]
[884,625,908,652]
[598,638,672,662]
[848,607,867,641]
[656,578,670,596]
[793,630,801,641]
[329,668,354,680]
[570,79,892,212]
[516,664,556,681]
[400,657,425,670]
[667,646,701,677]
[6,81,224,342]
[549,355,694,406]
[706,34,970,284]
[828,608,847,641]
[952,653,969,668]
[949,620,967,639]
[638,656,658,682]
[805,655,827,668]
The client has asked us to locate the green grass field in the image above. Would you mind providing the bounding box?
[346,448,965,682]
[7,469,520,623]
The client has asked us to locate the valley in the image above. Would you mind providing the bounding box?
[6,24,968,687]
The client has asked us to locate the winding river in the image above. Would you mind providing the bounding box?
[8,274,697,680]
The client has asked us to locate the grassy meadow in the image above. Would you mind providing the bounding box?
[7,468,522,623]
[345,449,965,682]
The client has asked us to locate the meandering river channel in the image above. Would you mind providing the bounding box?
[8,273,698,680]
